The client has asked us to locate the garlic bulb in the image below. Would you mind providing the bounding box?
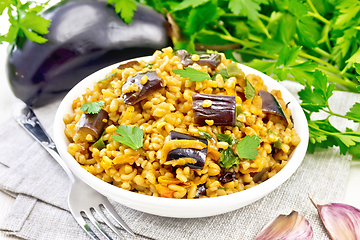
[253,211,313,240]
[311,199,360,240]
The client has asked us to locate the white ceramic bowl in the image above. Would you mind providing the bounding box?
[53,56,309,218]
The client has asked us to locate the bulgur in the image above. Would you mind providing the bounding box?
[63,47,300,199]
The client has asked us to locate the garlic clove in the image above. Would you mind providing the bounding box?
[310,198,360,240]
[253,211,313,240]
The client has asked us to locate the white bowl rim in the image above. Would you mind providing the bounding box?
[53,56,309,218]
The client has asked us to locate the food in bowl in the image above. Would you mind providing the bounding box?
[63,47,301,199]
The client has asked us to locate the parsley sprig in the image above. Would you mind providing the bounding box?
[299,70,360,156]
[172,67,211,82]
[244,78,255,100]
[216,133,261,169]
[111,125,143,150]
[236,135,261,159]
[80,101,105,114]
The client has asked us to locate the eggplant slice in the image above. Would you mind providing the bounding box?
[122,71,164,105]
[175,50,221,71]
[165,131,208,169]
[77,109,109,141]
[259,90,288,127]
[192,93,236,126]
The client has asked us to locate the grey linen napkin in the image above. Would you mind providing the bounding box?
[0,82,359,240]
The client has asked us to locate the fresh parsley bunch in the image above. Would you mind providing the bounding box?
[137,0,360,158]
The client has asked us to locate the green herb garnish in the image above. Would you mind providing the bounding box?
[236,135,261,159]
[212,68,229,81]
[198,129,212,139]
[215,133,238,145]
[219,147,239,169]
[236,105,243,116]
[244,78,255,100]
[111,125,143,150]
[144,63,153,69]
[93,131,106,150]
[172,67,211,82]
[217,133,260,169]
[235,121,243,129]
[274,140,282,149]
[267,129,276,135]
[206,49,219,54]
[216,133,239,169]
[80,101,105,114]
[98,72,117,82]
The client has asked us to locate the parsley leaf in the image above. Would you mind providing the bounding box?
[345,103,360,122]
[1,1,51,45]
[228,0,262,21]
[108,0,137,24]
[20,11,50,35]
[247,59,276,76]
[244,78,255,99]
[0,0,11,15]
[80,101,105,114]
[184,1,218,34]
[216,133,239,169]
[172,0,209,11]
[212,68,229,81]
[219,147,239,169]
[295,17,318,49]
[334,1,360,27]
[215,133,238,145]
[216,133,260,169]
[206,49,219,54]
[308,119,360,155]
[236,135,261,159]
[287,0,308,18]
[98,72,118,82]
[111,125,143,150]
[354,63,360,82]
[346,48,360,65]
[276,45,302,67]
[93,131,106,150]
[298,70,335,112]
[287,61,317,85]
[172,67,210,82]
[198,129,212,139]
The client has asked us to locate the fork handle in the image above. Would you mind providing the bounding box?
[13,101,75,183]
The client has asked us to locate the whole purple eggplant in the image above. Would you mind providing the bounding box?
[7,0,170,107]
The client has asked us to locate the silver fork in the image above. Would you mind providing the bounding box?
[13,102,135,240]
